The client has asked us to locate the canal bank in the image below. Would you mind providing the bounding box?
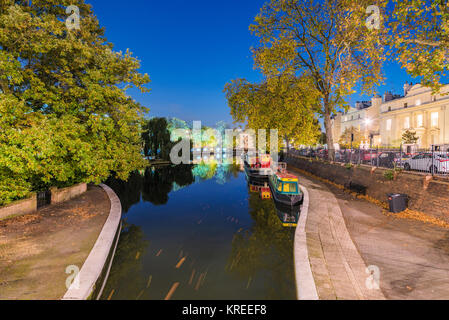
[63,184,122,300]
[0,185,116,300]
[289,162,449,300]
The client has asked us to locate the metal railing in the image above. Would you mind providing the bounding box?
[288,147,449,178]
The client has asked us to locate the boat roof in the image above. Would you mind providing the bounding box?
[276,173,298,182]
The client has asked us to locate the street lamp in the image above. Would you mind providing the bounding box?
[365,118,373,149]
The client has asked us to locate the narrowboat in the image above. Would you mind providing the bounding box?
[243,153,273,181]
[268,172,304,207]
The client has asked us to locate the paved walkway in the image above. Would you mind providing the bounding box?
[290,166,449,300]
[0,186,110,300]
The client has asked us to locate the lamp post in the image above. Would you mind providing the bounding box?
[365,118,373,149]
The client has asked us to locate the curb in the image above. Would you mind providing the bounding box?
[62,184,122,300]
[294,183,319,300]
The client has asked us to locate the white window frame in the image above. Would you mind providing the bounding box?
[417,114,423,127]
[386,119,392,131]
[431,112,439,128]
[404,117,410,129]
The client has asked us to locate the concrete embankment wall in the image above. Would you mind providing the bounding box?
[0,195,37,220]
[51,183,87,205]
[288,155,449,223]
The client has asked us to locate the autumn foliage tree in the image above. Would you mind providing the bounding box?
[339,126,365,149]
[247,0,385,159]
[385,0,449,92]
[402,130,419,145]
[0,0,150,205]
[225,74,322,148]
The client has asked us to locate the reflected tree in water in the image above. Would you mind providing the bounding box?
[226,192,296,299]
[106,172,143,213]
[192,160,241,184]
[192,161,218,181]
[141,165,194,205]
[101,223,149,300]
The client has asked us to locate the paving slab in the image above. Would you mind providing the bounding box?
[0,186,110,300]
[290,162,449,300]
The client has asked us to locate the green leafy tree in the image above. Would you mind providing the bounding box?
[402,130,419,145]
[339,126,364,149]
[225,74,322,149]
[248,0,385,159]
[386,0,449,92]
[0,0,150,205]
[142,118,173,160]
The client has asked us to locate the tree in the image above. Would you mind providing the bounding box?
[141,118,173,160]
[402,130,419,145]
[0,1,150,205]
[225,74,322,149]
[339,127,364,149]
[386,0,449,92]
[249,0,385,159]
[319,132,327,146]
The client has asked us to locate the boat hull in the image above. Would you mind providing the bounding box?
[268,175,304,207]
[244,162,272,181]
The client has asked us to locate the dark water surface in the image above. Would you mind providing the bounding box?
[101,162,297,300]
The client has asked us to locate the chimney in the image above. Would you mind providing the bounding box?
[384,91,393,102]
[403,82,412,96]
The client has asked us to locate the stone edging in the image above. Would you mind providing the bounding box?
[62,184,122,300]
[294,184,319,300]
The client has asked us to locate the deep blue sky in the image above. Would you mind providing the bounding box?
[89,0,414,126]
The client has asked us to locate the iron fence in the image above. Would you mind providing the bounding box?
[288,147,449,178]
[37,190,51,209]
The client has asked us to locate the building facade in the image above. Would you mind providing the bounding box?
[379,83,449,148]
[332,82,449,149]
[333,97,382,147]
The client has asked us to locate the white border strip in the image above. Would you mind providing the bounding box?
[63,184,122,300]
[96,221,122,300]
[294,184,319,300]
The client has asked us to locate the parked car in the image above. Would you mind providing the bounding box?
[403,152,449,174]
[376,152,397,168]
[360,150,378,164]
[317,149,328,159]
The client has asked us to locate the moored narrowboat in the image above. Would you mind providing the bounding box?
[243,153,273,181]
[268,172,304,207]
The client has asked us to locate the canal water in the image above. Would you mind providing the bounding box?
[101,162,297,300]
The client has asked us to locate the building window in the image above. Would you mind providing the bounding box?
[388,106,392,112]
[386,119,392,131]
[404,117,410,129]
[417,114,423,127]
[416,99,422,106]
[431,112,439,128]
[404,103,408,108]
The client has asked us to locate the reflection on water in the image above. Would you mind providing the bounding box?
[102,162,297,300]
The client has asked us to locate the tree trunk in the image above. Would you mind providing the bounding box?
[285,135,290,156]
[323,99,335,161]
